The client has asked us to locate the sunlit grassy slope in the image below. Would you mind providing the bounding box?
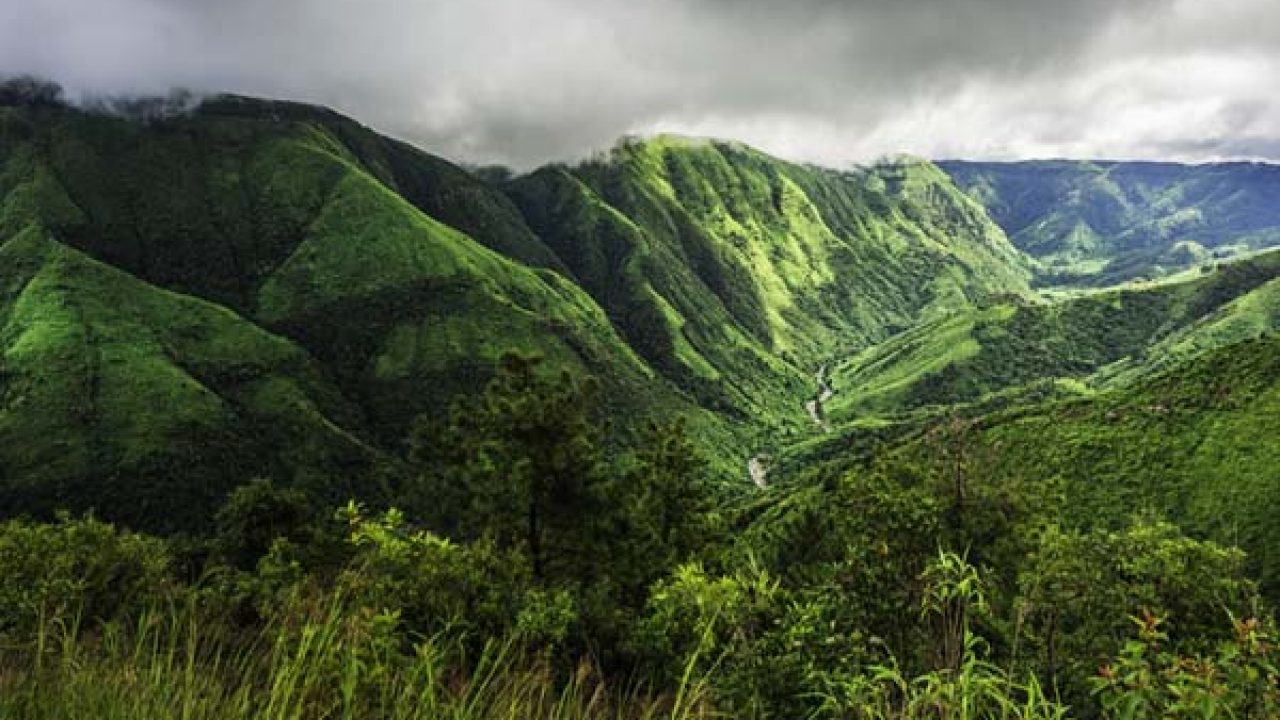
[509,139,1031,426]
[826,248,1280,419]
[941,159,1280,286]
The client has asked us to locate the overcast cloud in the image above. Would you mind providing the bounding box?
[2,0,1278,168]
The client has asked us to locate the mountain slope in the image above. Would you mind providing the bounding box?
[508,139,1032,426]
[1,98,679,447]
[825,249,1280,418]
[0,96,720,525]
[0,225,379,531]
[900,334,1280,594]
[941,159,1280,286]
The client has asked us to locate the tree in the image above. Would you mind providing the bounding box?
[629,418,712,564]
[0,76,65,107]
[411,353,609,583]
[215,478,321,570]
[1015,520,1260,712]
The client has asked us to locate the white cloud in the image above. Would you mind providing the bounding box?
[1,0,1276,167]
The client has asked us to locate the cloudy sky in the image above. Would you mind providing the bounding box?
[2,0,1278,168]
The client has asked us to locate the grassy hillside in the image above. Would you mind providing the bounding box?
[0,225,379,531]
[509,139,1031,428]
[0,96,718,525]
[941,159,1280,286]
[826,249,1280,419]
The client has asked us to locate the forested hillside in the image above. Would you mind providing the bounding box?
[509,138,1032,426]
[825,248,1280,419]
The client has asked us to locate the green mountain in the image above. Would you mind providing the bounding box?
[0,96,1039,526]
[3,86,1278,569]
[0,96,698,527]
[509,139,1030,426]
[940,159,1280,286]
[825,248,1280,419]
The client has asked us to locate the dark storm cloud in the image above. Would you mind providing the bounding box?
[1,0,1277,167]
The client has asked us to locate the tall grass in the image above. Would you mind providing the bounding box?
[0,591,713,720]
[816,631,1068,720]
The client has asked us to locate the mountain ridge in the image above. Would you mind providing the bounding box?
[0,91,1039,525]
[4,87,1280,534]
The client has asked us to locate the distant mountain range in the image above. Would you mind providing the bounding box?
[941,159,1280,286]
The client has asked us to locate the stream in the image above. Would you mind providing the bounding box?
[749,364,835,488]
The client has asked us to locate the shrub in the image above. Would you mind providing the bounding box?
[0,514,172,640]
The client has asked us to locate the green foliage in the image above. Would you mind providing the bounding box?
[1093,611,1280,719]
[623,418,717,574]
[821,552,1067,719]
[0,515,171,641]
[1015,522,1261,712]
[826,635,1068,720]
[410,352,610,583]
[339,503,534,644]
[216,478,328,570]
[634,557,869,718]
[0,474,1277,718]
[1,586,712,720]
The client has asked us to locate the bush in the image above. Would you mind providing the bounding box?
[337,504,534,645]
[0,514,172,640]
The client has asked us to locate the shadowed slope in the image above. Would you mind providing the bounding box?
[0,226,378,531]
